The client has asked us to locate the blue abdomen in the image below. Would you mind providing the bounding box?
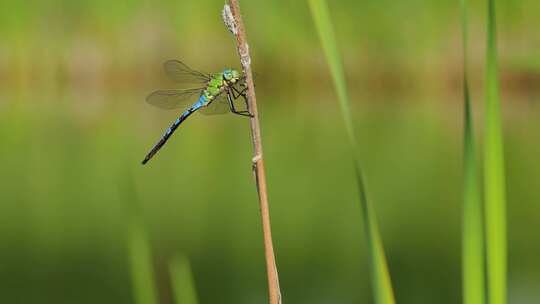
[193,94,207,110]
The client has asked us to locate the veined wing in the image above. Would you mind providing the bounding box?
[163,60,211,83]
[146,88,203,110]
[199,93,231,115]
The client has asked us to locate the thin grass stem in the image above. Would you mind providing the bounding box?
[223,2,282,304]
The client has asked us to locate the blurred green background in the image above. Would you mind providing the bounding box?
[0,0,539,303]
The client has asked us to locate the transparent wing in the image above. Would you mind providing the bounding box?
[163,60,211,83]
[199,93,231,115]
[146,88,203,110]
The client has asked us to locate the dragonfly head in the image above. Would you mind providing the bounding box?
[223,69,241,83]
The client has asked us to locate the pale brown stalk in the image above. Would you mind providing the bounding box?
[223,2,282,304]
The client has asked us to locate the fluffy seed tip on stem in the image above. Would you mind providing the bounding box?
[222,5,238,35]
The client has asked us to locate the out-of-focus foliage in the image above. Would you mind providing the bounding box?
[0,1,539,303]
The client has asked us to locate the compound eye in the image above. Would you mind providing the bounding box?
[222,72,228,80]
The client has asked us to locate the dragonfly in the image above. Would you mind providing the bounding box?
[141,60,250,165]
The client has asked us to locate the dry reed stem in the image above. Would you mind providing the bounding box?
[223,2,282,304]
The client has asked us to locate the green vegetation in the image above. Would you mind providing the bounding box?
[170,255,199,304]
[0,1,537,303]
[308,0,395,303]
[127,217,159,304]
[484,1,508,303]
[460,1,485,304]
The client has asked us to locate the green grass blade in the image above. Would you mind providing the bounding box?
[484,0,507,304]
[122,163,159,304]
[127,216,159,304]
[169,255,200,304]
[461,0,486,303]
[308,1,395,303]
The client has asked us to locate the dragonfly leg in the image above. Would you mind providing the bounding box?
[239,93,251,117]
[227,92,252,117]
[229,86,252,116]
[230,85,248,99]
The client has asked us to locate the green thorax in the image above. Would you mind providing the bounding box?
[202,69,241,102]
[203,73,225,99]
